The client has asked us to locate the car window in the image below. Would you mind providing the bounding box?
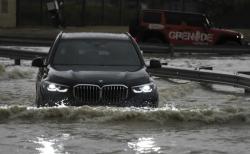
[53,39,141,66]
[166,12,205,27]
[165,12,183,25]
[143,12,161,23]
[185,14,205,27]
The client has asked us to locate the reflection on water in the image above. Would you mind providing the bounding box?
[35,137,58,154]
[34,134,70,154]
[128,137,161,154]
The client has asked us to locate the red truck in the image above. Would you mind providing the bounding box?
[129,9,245,46]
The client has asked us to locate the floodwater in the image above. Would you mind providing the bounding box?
[0,54,250,154]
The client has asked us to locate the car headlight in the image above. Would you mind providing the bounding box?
[132,82,156,93]
[237,33,244,39]
[43,81,69,93]
[240,33,244,39]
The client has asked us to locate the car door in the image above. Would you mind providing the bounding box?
[183,14,214,45]
[164,12,187,45]
[165,13,214,45]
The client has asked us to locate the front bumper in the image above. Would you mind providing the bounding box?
[38,87,159,107]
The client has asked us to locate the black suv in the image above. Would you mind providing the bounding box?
[32,32,160,107]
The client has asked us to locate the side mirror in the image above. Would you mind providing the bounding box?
[149,59,162,68]
[32,58,44,67]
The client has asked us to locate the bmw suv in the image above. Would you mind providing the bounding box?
[32,32,160,107]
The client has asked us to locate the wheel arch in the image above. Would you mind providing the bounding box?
[215,35,241,45]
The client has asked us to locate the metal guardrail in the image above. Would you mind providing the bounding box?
[140,44,250,54]
[0,46,48,59]
[1,44,249,64]
[0,46,49,64]
[0,37,53,46]
[1,44,250,93]
[147,67,250,92]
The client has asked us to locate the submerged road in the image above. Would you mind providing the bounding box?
[1,55,250,154]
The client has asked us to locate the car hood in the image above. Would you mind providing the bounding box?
[45,65,151,87]
[211,28,240,35]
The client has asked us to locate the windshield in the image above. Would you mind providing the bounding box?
[52,39,142,66]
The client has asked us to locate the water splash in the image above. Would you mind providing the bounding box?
[7,68,33,79]
[0,65,34,79]
[0,64,5,76]
[0,105,249,124]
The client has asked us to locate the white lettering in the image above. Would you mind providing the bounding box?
[207,34,213,42]
[189,32,196,41]
[176,32,182,40]
[168,31,214,42]
[182,32,189,40]
[169,31,176,39]
[195,31,200,42]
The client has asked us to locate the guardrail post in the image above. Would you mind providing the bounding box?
[14,59,21,65]
[245,89,250,94]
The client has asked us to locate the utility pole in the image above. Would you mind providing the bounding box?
[119,0,124,25]
[81,0,86,26]
[16,0,20,26]
[181,0,185,11]
[40,0,43,25]
[102,0,105,25]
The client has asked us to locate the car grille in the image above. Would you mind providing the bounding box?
[73,84,128,104]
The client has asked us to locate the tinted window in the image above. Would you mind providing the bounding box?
[166,12,205,27]
[53,39,141,66]
[143,12,161,23]
[166,12,183,25]
[185,14,205,27]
